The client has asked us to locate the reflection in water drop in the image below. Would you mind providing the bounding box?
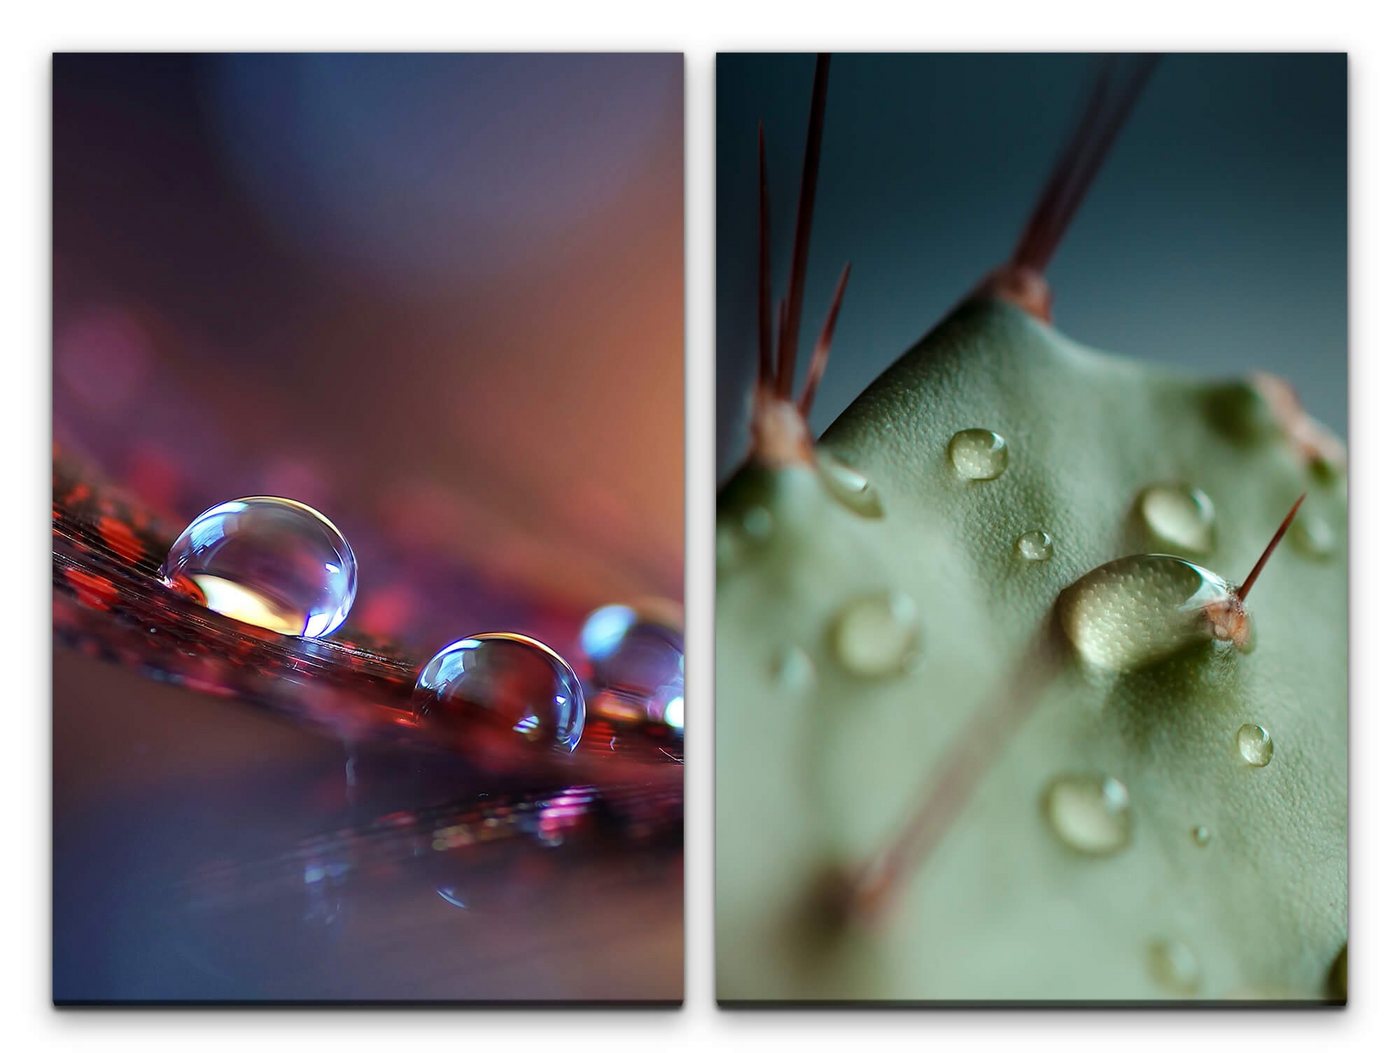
[1042,774,1132,856]
[1016,529,1054,562]
[814,449,884,518]
[1138,483,1216,554]
[414,633,586,752]
[1148,939,1201,995]
[829,592,920,678]
[1058,555,1244,673]
[947,428,1008,481]
[1236,723,1274,767]
[160,496,357,637]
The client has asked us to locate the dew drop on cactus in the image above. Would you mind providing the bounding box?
[1042,773,1132,856]
[1057,555,1239,673]
[414,632,587,752]
[814,448,883,518]
[742,505,775,541]
[1147,938,1201,995]
[829,592,920,678]
[1191,825,1212,847]
[947,428,1008,480]
[1138,482,1216,554]
[1015,529,1054,562]
[773,644,816,692]
[1236,723,1274,767]
[1290,512,1336,559]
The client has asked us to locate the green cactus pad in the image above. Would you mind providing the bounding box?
[716,298,1347,1002]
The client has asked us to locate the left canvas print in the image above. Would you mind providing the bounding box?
[52,53,684,1003]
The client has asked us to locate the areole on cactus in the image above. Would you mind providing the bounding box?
[716,54,1346,1002]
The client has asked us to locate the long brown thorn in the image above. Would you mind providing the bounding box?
[1237,493,1306,601]
[774,53,832,398]
[796,262,851,418]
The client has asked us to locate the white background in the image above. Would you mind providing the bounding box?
[4,1,1396,1047]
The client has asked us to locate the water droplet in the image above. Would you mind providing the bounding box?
[814,448,884,518]
[159,496,356,638]
[1042,773,1132,856]
[414,633,586,752]
[830,592,920,678]
[741,504,773,540]
[773,645,816,692]
[1191,825,1212,846]
[947,428,1008,481]
[1138,483,1216,554]
[716,523,741,574]
[1148,939,1201,995]
[580,600,683,720]
[1016,529,1054,562]
[1236,723,1274,767]
[1058,555,1246,673]
[1289,513,1336,559]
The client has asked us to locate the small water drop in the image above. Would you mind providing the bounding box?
[1289,513,1336,559]
[1191,825,1212,847]
[1058,555,1244,673]
[814,448,884,518]
[1016,529,1054,562]
[1042,773,1132,856]
[1148,939,1201,995]
[829,592,920,678]
[947,428,1008,481]
[414,633,586,752]
[741,505,774,540]
[773,645,816,693]
[580,600,683,720]
[159,496,356,637]
[1236,723,1274,767]
[1138,482,1216,554]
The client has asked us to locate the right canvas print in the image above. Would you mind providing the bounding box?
[715,53,1347,1004]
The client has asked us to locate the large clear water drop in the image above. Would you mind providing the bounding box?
[159,496,356,638]
[1138,482,1216,553]
[947,428,1008,481]
[414,633,586,752]
[1236,723,1274,767]
[1042,773,1132,856]
[830,592,920,678]
[1057,555,1242,673]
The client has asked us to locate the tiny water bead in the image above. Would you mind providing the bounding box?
[414,633,586,752]
[1041,774,1132,856]
[1058,555,1244,673]
[947,428,1008,481]
[580,600,683,716]
[1015,529,1054,562]
[1191,825,1212,847]
[159,496,357,638]
[1137,483,1216,554]
[1236,723,1274,767]
[1289,512,1336,559]
[829,591,920,678]
[814,448,883,518]
[1148,939,1201,995]
[773,644,816,693]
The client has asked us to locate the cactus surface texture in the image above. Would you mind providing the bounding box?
[716,298,1347,1002]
